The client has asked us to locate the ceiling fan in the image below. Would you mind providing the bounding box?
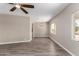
[9,3,34,14]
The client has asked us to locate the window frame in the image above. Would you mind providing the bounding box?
[72,11,79,41]
[50,23,56,35]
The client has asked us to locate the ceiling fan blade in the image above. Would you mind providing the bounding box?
[8,3,14,5]
[21,4,34,8]
[20,7,28,14]
[10,7,16,12]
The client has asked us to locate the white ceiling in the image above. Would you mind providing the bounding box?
[0,3,69,22]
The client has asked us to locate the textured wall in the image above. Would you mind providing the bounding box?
[49,4,79,56]
[0,14,32,44]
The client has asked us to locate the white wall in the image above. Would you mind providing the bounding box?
[48,4,79,56]
[0,14,32,44]
[33,22,48,37]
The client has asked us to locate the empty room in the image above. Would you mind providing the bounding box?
[0,3,79,56]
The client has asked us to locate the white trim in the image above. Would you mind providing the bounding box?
[0,39,32,45]
[71,12,79,41]
[49,36,75,56]
[29,17,32,41]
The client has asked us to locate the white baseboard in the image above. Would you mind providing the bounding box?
[0,39,32,45]
[32,37,49,38]
[49,36,75,56]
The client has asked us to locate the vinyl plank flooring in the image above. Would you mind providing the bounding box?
[0,37,71,56]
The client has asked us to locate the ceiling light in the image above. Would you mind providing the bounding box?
[15,4,20,8]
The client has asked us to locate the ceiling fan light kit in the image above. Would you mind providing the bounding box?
[15,4,20,8]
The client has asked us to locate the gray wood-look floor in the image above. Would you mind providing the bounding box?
[0,37,71,56]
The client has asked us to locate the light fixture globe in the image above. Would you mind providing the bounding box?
[15,4,20,8]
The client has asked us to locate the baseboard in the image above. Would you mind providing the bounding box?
[32,37,49,38]
[0,39,32,45]
[49,36,75,56]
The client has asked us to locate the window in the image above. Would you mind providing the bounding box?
[50,23,56,34]
[72,10,79,41]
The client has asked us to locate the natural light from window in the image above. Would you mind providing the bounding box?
[74,19,79,41]
[72,11,79,41]
[50,23,56,34]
